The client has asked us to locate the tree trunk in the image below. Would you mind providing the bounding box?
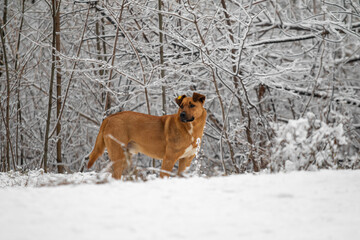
[15,0,26,167]
[43,0,59,172]
[105,0,126,114]
[1,0,12,171]
[220,0,259,172]
[158,0,166,115]
[54,0,64,173]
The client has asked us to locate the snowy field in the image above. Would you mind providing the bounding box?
[1,170,359,240]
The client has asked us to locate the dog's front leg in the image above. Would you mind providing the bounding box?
[160,156,178,178]
[178,156,194,176]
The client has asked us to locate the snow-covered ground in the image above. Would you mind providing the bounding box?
[1,170,359,240]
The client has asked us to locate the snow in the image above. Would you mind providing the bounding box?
[1,170,360,240]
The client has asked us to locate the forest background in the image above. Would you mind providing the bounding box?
[1,0,359,177]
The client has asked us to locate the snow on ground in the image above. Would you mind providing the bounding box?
[0,170,359,240]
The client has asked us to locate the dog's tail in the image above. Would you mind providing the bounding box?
[87,119,107,169]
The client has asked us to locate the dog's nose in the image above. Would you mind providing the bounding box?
[180,112,186,118]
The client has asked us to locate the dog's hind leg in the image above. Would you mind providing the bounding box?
[111,158,127,180]
[105,136,127,180]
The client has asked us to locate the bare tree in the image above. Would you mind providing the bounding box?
[43,0,61,172]
[54,0,64,173]
[1,0,359,175]
[0,0,13,171]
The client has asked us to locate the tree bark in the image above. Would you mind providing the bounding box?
[42,0,59,172]
[54,0,64,173]
[157,0,166,173]
[105,0,126,114]
[15,0,26,167]
[0,0,12,170]
[220,0,260,172]
[158,0,166,115]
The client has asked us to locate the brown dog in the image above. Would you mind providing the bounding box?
[87,92,207,179]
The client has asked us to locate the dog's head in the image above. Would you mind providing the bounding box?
[175,92,206,123]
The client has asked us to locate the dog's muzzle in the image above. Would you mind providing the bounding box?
[180,112,194,123]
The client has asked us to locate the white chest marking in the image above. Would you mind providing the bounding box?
[180,138,202,159]
[188,123,194,142]
[180,144,197,159]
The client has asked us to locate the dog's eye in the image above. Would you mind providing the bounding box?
[190,104,195,108]
[180,105,184,109]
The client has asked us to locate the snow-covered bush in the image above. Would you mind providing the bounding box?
[270,113,348,172]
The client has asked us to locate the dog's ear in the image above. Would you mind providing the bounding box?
[192,92,205,104]
[175,95,187,106]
